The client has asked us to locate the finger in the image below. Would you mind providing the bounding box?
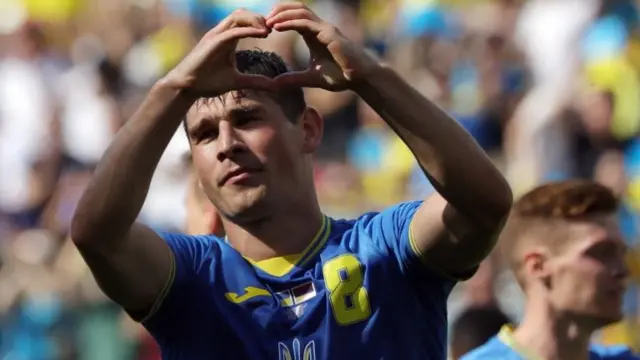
[271,19,324,34]
[231,11,268,32]
[265,8,317,28]
[215,9,268,33]
[266,2,308,20]
[273,70,327,89]
[232,73,278,92]
[217,26,270,44]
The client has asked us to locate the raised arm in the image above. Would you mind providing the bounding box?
[70,83,191,318]
[352,67,512,277]
[267,2,512,278]
[70,10,276,318]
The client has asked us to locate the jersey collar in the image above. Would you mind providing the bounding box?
[226,215,332,277]
[498,325,544,360]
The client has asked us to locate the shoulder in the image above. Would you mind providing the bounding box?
[158,232,221,250]
[328,201,464,281]
[328,201,421,246]
[460,336,521,360]
[156,232,224,268]
[590,344,640,359]
[142,233,224,332]
[360,201,423,221]
[350,201,423,231]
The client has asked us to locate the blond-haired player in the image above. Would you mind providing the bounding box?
[462,180,637,360]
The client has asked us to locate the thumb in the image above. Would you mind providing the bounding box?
[273,69,327,89]
[233,73,277,92]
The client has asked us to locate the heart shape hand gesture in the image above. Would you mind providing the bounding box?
[266,2,379,91]
[162,8,277,97]
[162,2,379,97]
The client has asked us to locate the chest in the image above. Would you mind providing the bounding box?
[167,246,450,360]
[202,249,414,354]
[218,252,389,331]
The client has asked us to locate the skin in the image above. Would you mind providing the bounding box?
[512,214,629,360]
[71,3,511,320]
[184,166,224,237]
[184,92,324,259]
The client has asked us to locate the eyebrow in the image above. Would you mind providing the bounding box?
[228,104,264,118]
[187,104,265,134]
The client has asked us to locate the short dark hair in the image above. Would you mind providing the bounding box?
[183,49,306,136]
[234,49,306,121]
[450,306,511,359]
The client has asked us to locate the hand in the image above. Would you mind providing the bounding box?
[163,9,276,97]
[265,2,379,91]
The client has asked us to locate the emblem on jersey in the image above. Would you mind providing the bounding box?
[278,338,316,360]
[275,281,317,319]
[224,286,271,304]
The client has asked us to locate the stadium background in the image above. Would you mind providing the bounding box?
[0,0,639,358]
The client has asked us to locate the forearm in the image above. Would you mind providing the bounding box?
[71,81,195,245]
[354,65,511,221]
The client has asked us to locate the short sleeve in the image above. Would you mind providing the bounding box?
[354,201,422,273]
[141,232,215,341]
[357,201,478,282]
[354,201,462,303]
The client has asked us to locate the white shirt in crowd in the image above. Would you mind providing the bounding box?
[58,63,117,165]
[0,57,55,213]
[140,127,191,232]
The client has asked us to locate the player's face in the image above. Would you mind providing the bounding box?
[185,92,319,222]
[546,215,629,327]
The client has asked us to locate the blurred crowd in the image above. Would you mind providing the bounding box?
[0,0,640,358]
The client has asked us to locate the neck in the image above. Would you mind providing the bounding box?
[512,299,594,360]
[222,195,324,261]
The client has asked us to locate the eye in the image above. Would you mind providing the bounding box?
[193,128,218,144]
[234,115,261,128]
[585,241,625,262]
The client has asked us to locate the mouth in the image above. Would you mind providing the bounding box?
[219,167,263,186]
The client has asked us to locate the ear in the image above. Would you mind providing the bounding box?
[523,249,552,286]
[299,107,324,154]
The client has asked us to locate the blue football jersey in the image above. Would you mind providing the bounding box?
[461,326,640,360]
[142,201,466,359]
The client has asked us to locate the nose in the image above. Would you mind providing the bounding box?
[216,121,244,162]
[614,254,632,283]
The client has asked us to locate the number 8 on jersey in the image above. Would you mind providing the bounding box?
[323,254,371,326]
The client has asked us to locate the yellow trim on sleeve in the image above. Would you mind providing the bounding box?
[141,249,177,323]
[408,217,477,281]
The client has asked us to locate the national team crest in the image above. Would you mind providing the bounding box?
[278,338,316,360]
